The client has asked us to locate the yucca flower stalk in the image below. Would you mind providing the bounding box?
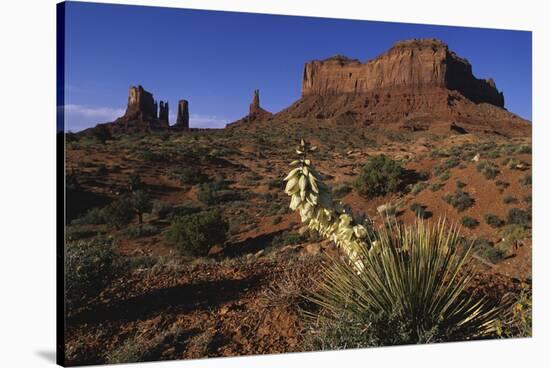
[284,139,371,270]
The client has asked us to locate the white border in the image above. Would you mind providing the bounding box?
[1,1,548,367]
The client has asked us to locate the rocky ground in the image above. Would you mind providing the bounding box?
[64,123,532,365]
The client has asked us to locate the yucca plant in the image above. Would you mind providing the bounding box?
[305,220,507,347]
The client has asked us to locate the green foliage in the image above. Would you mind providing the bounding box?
[507,208,531,226]
[131,190,152,224]
[121,224,159,239]
[455,180,466,189]
[306,221,504,347]
[429,182,444,192]
[519,173,532,186]
[197,179,242,205]
[443,190,474,211]
[461,216,479,229]
[72,207,106,225]
[484,213,505,228]
[103,197,136,228]
[271,231,307,247]
[472,238,505,263]
[65,236,120,310]
[503,195,518,204]
[411,182,428,195]
[332,182,352,198]
[410,202,428,219]
[353,155,404,198]
[477,161,500,180]
[164,210,228,256]
[89,124,112,144]
[169,166,209,185]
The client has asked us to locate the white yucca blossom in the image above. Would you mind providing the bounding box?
[284,139,371,270]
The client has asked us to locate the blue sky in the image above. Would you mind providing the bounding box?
[61,2,532,131]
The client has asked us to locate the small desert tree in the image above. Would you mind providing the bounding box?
[132,190,152,225]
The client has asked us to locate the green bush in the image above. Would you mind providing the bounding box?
[164,210,228,256]
[411,182,428,195]
[353,155,404,198]
[170,166,209,185]
[472,238,505,263]
[477,161,500,180]
[507,208,531,226]
[455,180,466,189]
[332,182,352,198]
[89,124,112,144]
[271,231,307,247]
[65,236,120,310]
[121,224,159,239]
[103,197,136,229]
[443,190,474,211]
[306,221,504,348]
[484,213,505,228]
[519,174,532,186]
[131,190,152,224]
[503,195,518,204]
[72,207,106,225]
[461,216,479,229]
[410,202,428,219]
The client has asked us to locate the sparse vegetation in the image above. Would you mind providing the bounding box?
[461,216,479,229]
[353,155,404,198]
[484,213,505,228]
[164,210,228,256]
[507,208,531,227]
[65,235,120,309]
[477,161,500,180]
[443,190,474,211]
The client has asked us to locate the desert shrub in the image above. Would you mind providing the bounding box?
[503,195,518,204]
[443,190,474,211]
[411,182,428,195]
[516,145,532,154]
[89,124,112,144]
[353,155,404,198]
[131,190,152,224]
[461,216,479,229]
[306,221,504,348]
[507,208,531,226]
[121,224,159,239]
[434,157,460,177]
[66,227,101,241]
[519,174,532,186]
[72,207,106,225]
[472,238,505,263]
[152,201,200,220]
[128,174,143,192]
[495,180,510,189]
[169,166,209,185]
[267,177,284,190]
[65,235,120,310]
[409,202,428,219]
[484,213,505,228]
[138,150,167,162]
[429,182,444,192]
[455,180,466,189]
[477,161,500,180]
[332,182,352,198]
[197,179,241,205]
[496,283,532,338]
[103,197,136,229]
[164,210,228,256]
[271,231,308,248]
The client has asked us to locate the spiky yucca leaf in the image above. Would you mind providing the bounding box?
[306,220,506,345]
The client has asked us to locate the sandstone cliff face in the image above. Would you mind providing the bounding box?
[301,39,504,107]
[159,101,169,125]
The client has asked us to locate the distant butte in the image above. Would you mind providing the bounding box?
[229,38,530,137]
